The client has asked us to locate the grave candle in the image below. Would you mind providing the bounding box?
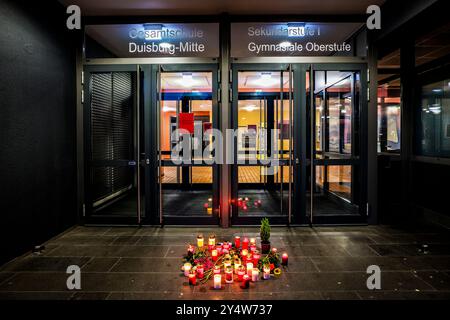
[240,274,250,289]
[251,268,259,282]
[225,266,233,283]
[252,252,261,265]
[237,265,246,282]
[197,234,204,248]
[242,238,249,250]
[189,272,197,286]
[250,238,256,246]
[224,259,232,269]
[241,249,248,260]
[208,234,216,250]
[246,262,253,276]
[196,264,204,279]
[183,263,192,277]
[234,259,241,274]
[235,236,241,248]
[213,274,222,289]
[213,265,221,275]
[263,265,270,280]
[211,249,218,261]
[282,253,289,266]
[187,244,195,255]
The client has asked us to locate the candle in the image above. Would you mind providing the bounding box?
[282,253,289,266]
[237,265,246,282]
[224,259,232,269]
[242,238,249,250]
[235,236,241,248]
[240,274,250,289]
[272,247,278,254]
[213,274,222,289]
[183,263,192,277]
[187,244,194,255]
[252,252,261,265]
[234,259,241,274]
[263,265,270,280]
[216,245,223,255]
[207,207,213,215]
[241,249,248,260]
[213,265,221,275]
[212,249,218,261]
[225,266,233,284]
[189,272,197,286]
[251,268,259,282]
[250,244,257,253]
[223,242,230,251]
[196,264,204,279]
[247,253,252,266]
[208,234,216,250]
[250,238,256,246]
[246,262,253,276]
[197,234,204,248]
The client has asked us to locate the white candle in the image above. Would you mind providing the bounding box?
[252,268,259,282]
[263,265,270,280]
[184,263,192,277]
[214,274,222,289]
[246,262,253,276]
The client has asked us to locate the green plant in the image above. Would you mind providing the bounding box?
[260,218,271,243]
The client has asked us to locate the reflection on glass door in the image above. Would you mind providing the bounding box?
[309,67,366,223]
[158,68,219,223]
[232,68,293,224]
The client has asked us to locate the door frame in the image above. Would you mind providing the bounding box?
[83,64,141,225]
[142,63,221,225]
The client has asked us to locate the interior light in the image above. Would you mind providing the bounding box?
[261,72,272,79]
[162,106,175,112]
[243,105,258,112]
[432,89,442,93]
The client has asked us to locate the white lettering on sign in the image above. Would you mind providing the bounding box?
[247,42,351,54]
[128,42,205,55]
[287,26,305,37]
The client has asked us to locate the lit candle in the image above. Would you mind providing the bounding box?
[196,264,204,279]
[263,265,270,280]
[224,259,232,269]
[246,262,253,276]
[237,265,246,282]
[208,234,216,250]
[212,249,218,261]
[234,259,241,274]
[282,253,289,266]
[216,245,223,255]
[241,249,248,260]
[250,238,256,246]
[207,207,213,215]
[183,263,192,277]
[213,274,222,289]
[213,265,221,275]
[242,238,249,250]
[247,253,252,266]
[250,244,257,253]
[225,266,233,284]
[187,244,194,255]
[252,252,261,265]
[235,236,241,248]
[189,272,197,286]
[251,268,259,282]
[197,234,204,248]
[240,274,250,289]
[223,242,230,251]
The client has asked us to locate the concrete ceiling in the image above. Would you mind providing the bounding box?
[59,0,385,16]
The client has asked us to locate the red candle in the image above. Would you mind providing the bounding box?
[240,274,250,289]
[216,246,223,255]
[241,249,248,259]
[235,236,241,248]
[252,252,261,265]
[237,266,246,282]
[212,249,218,261]
[282,253,288,266]
[196,264,204,279]
[242,238,249,250]
[213,265,221,275]
[250,245,256,253]
[223,242,230,251]
[189,273,197,286]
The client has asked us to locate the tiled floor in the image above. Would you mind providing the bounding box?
[0,225,450,300]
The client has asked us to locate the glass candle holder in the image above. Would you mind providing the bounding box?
[197,234,204,248]
[250,244,257,253]
[240,274,250,289]
[252,252,261,265]
[242,238,249,250]
[251,268,259,282]
[225,266,233,283]
[216,245,223,255]
[208,234,216,250]
[246,262,253,276]
[196,264,204,279]
[263,265,270,280]
[282,253,289,266]
[237,265,246,282]
[211,249,218,261]
[234,259,241,274]
[213,274,222,290]
[187,244,195,255]
[183,263,192,277]
[224,259,232,269]
[234,236,240,248]
[241,249,248,259]
[213,265,221,275]
[250,238,256,246]
[189,272,197,286]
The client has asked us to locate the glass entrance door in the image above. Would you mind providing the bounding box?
[156,65,219,225]
[308,65,368,224]
[231,65,294,225]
